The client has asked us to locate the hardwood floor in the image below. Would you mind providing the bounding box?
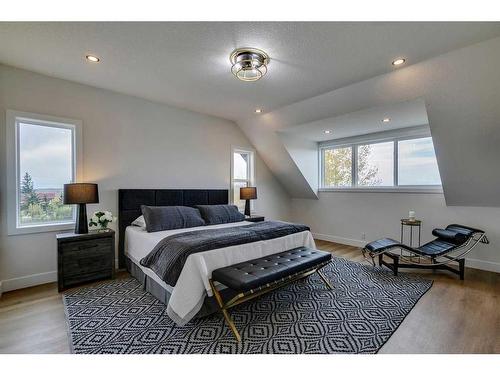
[316,240,500,354]
[0,240,498,354]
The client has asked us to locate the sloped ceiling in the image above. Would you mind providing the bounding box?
[237,36,500,206]
[0,22,499,121]
[281,98,429,142]
[1,23,500,205]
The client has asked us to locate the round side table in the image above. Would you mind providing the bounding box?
[400,219,422,247]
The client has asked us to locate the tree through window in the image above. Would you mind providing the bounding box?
[321,135,441,189]
[17,120,75,227]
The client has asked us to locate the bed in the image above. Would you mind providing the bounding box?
[119,189,315,325]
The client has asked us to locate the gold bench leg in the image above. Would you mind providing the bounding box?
[317,269,333,290]
[209,279,241,342]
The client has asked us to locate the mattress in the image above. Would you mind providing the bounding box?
[125,221,252,293]
[125,221,316,325]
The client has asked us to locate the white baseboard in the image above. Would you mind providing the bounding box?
[0,262,122,294]
[0,259,125,294]
[1,271,57,293]
[312,232,366,248]
[465,258,500,273]
[0,238,498,295]
[312,232,500,274]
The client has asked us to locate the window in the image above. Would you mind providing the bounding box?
[320,132,441,191]
[357,142,394,186]
[398,138,441,186]
[7,110,82,235]
[231,148,255,212]
[322,147,352,187]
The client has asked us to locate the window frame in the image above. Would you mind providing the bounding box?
[6,110,83,235]
[319,127,443,193]
[230,146,255,213]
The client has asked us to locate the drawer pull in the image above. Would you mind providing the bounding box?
[78,244,98,250]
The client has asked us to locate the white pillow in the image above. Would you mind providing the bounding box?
[131,215,146,228]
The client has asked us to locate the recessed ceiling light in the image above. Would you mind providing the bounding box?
[85,54,100,63]
[255,108,262,113]
[382,118,391,123]
[324,130,331,134]
[392,58,406,66]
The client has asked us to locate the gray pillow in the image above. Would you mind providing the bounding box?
[196,204,245,225]
[141,205,206,233]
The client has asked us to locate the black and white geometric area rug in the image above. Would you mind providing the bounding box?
[63,257,432,354]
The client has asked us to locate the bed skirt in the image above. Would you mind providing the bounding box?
[126,257,238,320]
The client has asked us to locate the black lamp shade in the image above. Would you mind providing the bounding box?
[240,187,257,200]
[63,183,99,204]
[240,187,257,217]
[63,183,99,234]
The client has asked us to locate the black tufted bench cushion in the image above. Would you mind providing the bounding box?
[212,247,332,292]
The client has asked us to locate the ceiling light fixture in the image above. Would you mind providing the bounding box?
[382,118,391,123]
[85,54,100,63]
[392,58,406,66]
[324,130,331,134]
[230,47,270,82]
[255,108,263,113]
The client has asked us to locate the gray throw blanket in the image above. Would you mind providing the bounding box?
[140,221,310,286]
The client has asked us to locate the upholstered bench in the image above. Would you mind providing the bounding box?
[209,247,333,341]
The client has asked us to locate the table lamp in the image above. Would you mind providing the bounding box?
[240,186,257,217]
[63,183,99,234]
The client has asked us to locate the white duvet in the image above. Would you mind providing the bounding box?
[125,221,315,325]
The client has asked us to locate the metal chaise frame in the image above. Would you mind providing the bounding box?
[361,227,489,280]
[209,259,333,342]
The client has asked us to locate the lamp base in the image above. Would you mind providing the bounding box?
[244,200,251,217]
[75,203,89,234]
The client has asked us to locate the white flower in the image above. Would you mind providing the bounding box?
[101,211,113,222]
[89,210,114,227]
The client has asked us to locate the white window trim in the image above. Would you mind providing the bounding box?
[319,126,443,193]
[230,146,256,213]
[6,110,83,235]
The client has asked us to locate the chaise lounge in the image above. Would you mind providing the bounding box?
[362,224,489,280]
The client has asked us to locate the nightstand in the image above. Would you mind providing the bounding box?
[245,215,265,222]
[57,229,115,292]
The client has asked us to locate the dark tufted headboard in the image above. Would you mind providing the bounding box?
[118,189,228,268]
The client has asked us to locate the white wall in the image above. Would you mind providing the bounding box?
[237,37,500,207]
[0,64,291,292]
[279,133,319,194]
[291,192,500,273]
[236,37,500,274]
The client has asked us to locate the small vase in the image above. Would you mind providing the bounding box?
[98,222,109,231]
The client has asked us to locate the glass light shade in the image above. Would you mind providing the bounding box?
[230,48,270,82]
[231,61,267,82]
[238,67,262,81]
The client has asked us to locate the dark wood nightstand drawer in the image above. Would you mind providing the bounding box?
[63,269,113,288]
[60,238,112,253]
[57,230,115,292]
[245,215,265,222]
[62,249,113,277]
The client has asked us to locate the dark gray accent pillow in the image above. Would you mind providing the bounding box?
[141,205,206,233]
[196,204,245,225]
